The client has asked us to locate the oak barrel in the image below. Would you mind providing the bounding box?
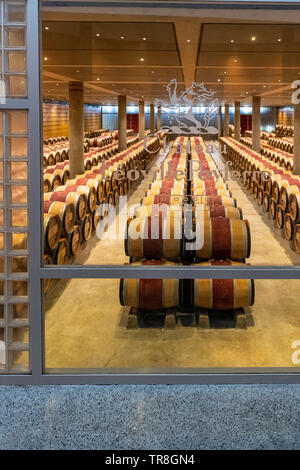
[194,261,255,310]
[120,260,179,310]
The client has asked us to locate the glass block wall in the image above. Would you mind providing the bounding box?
[0,0,29,373]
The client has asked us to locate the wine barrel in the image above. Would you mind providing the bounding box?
[194,205,242,219]
[53,238,69,264]
[44,172,61,191]
[280,185,299,211]
[74,177,104,203]
[56,184,97,213]
[275,205,285,229]
[289,193,300,223]
[43,178,51,193]
[43,253,53,293]
[293,224,300,253]
[194,261,255,310]
[81,213,92,241]
[262,192,270,213]
[68,225,81,256]
[44,191,87,222]
[194,195,237,209]
[283,213,294,241]
[44,152,55,166]
[119,260,179,310]
[44,213,61,250]
[44,200,75,234]
[142,194,183,206]
[125,215,183,259]
[268,198,277,222]
[194,217,251,260]
[134,204,183,219]
[91,209,100,230]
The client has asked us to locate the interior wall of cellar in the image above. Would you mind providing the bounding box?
[43,101,103,138]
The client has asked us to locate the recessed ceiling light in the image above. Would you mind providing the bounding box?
[230,39,234,43]
[44,57,48,61]
[278,38,282,42]
[187,39,191,43]
[140,58,144,62]
[56,83,59,86]
[263,85,267,88]
[233,59,238,63]
[151,70,154,74]
[142,37,147,41]
[251,36,256,41]
[217,79,221,82]
[76,70,79,73]
[278,79,281,82]
[224,71,227,75]
[96,33,100,37]
[45,26,49,30]
[120,36,125,39]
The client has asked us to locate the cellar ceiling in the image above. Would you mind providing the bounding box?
[41,16,300,107]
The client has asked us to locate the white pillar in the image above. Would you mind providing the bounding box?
[118,95,127,152]
[234,101,241,141]
[138,100,145,141]
[69,81,84,178]
[252,95,261,153]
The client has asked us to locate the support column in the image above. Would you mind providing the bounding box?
[118,95,127,152]
[150,103,155,133]
[69,81,84,178]
[224,104,229,137]
[252,95,261,153]
[294,102,300,175]
[234,101,241,141]
[157,105,162,131]
[138,100,145,141]
[99,106,103,129]
[218,106,222,139]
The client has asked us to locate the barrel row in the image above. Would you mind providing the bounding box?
[43,136,161,267]
[119,259,255,311]
[240,136,293,171]
[126,136,251,262]
[84,129,109,138]
[268,136,293,154]
[43,136,140,191]
[220,136,300,253]
[43,136,68,146]
[275,125,294,138]
[190,136,250,261]
[126,137,189,260]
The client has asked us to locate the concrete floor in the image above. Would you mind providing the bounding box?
[0,384,300,449]
[44,142,300,370]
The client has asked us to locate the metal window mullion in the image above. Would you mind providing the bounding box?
[27,0,42,379]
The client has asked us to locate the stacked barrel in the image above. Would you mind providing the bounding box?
[84,129,109,138]
[43,136,139,191]
[44,136,68,146]
[220,137,300,253]
[190,137,253,311]
[86,133,114,148]
[275,125,294,138]
[43,135,161,265]
[120,137,254,317]
[240,136,293,171]
[121,137,187,313]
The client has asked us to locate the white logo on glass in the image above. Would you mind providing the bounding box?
[155,79,218,135]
